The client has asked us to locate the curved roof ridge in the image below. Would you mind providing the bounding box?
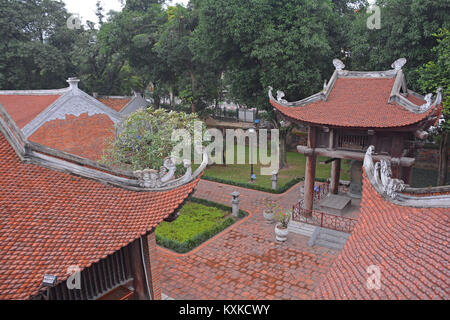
[363,146,450,208]
[0,102,207,192]
[268,58,442,128]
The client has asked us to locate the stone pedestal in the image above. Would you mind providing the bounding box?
[348,160,363,198]
[231,191,240,218]
[271,171,278,190]
[320,194,352,216]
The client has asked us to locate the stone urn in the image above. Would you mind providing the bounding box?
[263,210,275,224]
[275,223,289,242]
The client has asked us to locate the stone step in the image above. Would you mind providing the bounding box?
[308,227,350,251]
[319,229,350,243]
[314,239,344,251]
[288,221,317,238]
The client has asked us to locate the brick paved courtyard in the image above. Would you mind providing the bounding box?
[158,180,339,300]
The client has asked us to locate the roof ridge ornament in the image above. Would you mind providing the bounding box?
[333,59,345,71]
[419,87,442,112]
[276,90,288,104]
[364,146,406,200]
[134,156,187,188]
[66,77,80,90]
[391,58,407,71]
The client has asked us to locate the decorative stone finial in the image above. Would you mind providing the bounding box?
[134,169,161,188]
[363,146,406,200]
[135,156,183,188]
[67,77,80,90]
[419,87,443,112]
[391,58,407,71]
[276,90,288,104]
[435,87,443,106]
[333,59,345,71]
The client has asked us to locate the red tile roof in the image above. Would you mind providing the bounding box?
[29,113,115,161]
[314,172,449,300]
[270,78,434,128]
[0,95,61,128]
[98,98,131,112]
[0,132,200,300]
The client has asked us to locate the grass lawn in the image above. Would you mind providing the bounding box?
[155,201,238,253]
[200,144,350,190]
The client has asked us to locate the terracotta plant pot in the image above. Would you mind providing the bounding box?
[263,210,275,224]
[275,223,289,242]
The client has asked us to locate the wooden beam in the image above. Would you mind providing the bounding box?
[297,146,415,167]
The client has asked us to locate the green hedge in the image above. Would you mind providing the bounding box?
[156,199,248,254]
[189,197,248,219]
[201,175,330,193]
[201,175,313,194]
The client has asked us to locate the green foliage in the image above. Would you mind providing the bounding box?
[193,0,339,109]
[0,0,79,89]
[417,28,450,132]
[101,107,205,171]
[189,197,248,219]
[155,200,245,253]
[347,0,450,90]
[201,175,304,194]
[276,210,292,229]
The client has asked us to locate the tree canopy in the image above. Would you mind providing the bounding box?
[1,0,448,106]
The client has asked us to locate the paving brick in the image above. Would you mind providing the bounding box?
[159,180,339,300]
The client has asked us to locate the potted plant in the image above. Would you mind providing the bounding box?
[262,198,278,224]
[275,210,291,242]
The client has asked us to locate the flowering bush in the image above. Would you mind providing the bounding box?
[100,107,207,171]
[263,198,278,213]
[276,210,292,229]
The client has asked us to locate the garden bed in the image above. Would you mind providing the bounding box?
[197,145,350,193]
[155,198,247,254]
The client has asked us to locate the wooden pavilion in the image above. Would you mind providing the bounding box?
[269,58,442,215]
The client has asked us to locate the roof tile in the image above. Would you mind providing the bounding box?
[0,132,200,300]
[271,78,434,128]
[314,171,449,300]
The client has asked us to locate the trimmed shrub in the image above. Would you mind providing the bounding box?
[201,176,304,194]
[156,200,248,253]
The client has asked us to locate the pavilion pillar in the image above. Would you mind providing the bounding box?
[328,129,340,195]
[128,232,161,300]
[330,159,341,195]
[303,126,317,216]
[390,135,405,179]
[401,166,413,185]
[129,238,149,300]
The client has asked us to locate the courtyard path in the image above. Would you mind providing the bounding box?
[157,180,338,300]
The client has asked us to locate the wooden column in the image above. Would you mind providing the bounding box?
[303,126,317,216]
[145,232,162,300]
[129,238,149,300]
[390,134,404,179]
[328,129,340,195]
[401,166,413,185]
[330,159,341,195]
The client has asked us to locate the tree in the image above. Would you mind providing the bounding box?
[0,0,79,89]
[100,2,171,106]
[348,0,450,90]
[155,5,222,114]
[417,29,450,186]
[101,107,205,171]
[192,0,339,168]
